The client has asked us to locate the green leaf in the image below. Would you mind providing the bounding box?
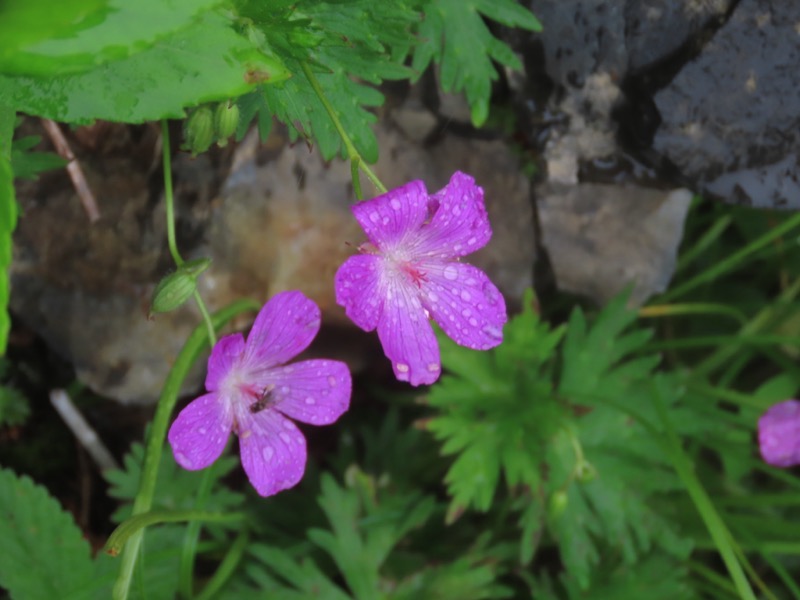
[238,0,420,160]
[10,135,67,180]
[0,468,94,599]
[427,291,565,521]
[0,384,30,427]
[0,0,225,77]
[0,11,290,123]
[412,0,541,126]
[0,105,16,355]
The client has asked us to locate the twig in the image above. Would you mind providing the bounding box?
[41,119,101,222]
[49,389,119,472]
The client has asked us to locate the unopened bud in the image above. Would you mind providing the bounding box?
[214,101,240,147]
[150,258,211,314]
[184,106,214,156]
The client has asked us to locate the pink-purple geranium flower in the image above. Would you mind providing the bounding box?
[335,171,507,386]
[758,399,800,468]
[168,291,351,496]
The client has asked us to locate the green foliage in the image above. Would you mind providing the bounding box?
[105,440,244,524]
[0,467,94,599]
[427,291,565,523]
[10,135,67,180]
[0,384,30,427]
[0,105,15,355]
[412,0,542,126]
[236,0,420,161]
[0,11,289,123]
[0,0,225,76]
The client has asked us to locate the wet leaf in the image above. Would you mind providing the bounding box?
[0,11,290,124]
[0,0,225,77]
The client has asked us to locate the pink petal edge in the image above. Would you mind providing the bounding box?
[352,180,430,250]
[168,392,232,471]
[421,261,507,350]
[269,360,352,425]
[238,409,307,497]
[377,279,441,386]
[334,254,384,332]
[244,291,321,369]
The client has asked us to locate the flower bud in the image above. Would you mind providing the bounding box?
[759,399,800,467]
[150,258,211,314]
[214,101,240,147]
[547,490,568,520]
[184,106,214,156]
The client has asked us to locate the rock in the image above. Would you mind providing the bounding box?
[652,0,800,208]
[537,183,692,305]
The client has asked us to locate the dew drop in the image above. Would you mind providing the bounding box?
[466,277,477,286]
[443,265,458,280]
[262,446,275,462]
[428,363,440,372]
[369,212,380,223]
[482,324,502,339]
[198,427,207,435]
[279,432,291,444]
[176,452,192,468]
[281,386,290,394]
[390,198,401,210]
[467,237,477,245]
[283,419,294,430]
[461,308,472,317]
[452,205,461,215]
[396,363,410,373]
[453,243,462,252]
[469,318,478,327]
[305,397,316,405]
[382,216,390,225]
[428,291,439,302]
[460,290,471,301]
[328,375,338,387]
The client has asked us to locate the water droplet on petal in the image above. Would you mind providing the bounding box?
[382,216,390,225]
[482,324,503,339]
[369,212,380,223]
[428,291,438,302]
[198,427,207,435]
[279,432,291,444]
[453,244,462,252]
[390,198,401,210]
[305,397,316,405]
[443,265,458,280]
[428,363,440,372]
[283,420,294,430]
[469,318,478,327]
[461,308,471,317]
[328,375,337,387]
[262,446,274,462]
[176,452,191,468]
[468,237,477,245]
[281,386,290,393]
[396,363,409,373]
[460,290,471,301]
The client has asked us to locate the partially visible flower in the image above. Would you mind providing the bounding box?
[168,291,351,496]
[758,399,800,467]
[335,171,507,386]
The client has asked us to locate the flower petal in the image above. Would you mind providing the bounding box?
[421,261,507,350]
[238,410,307,497]
[205,333,245,391]
[414,171,492,258]
[352,180,430,249]
[759,399,800,467]
[244,291,321,368]
[335,254,384,331]
[168,392,232,471]
[377,280,441,386]
[269,360,352,425]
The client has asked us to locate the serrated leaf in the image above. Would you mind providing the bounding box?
[428,291,564,519]
[412,0,541,126]
[0,11,289,124]
[0,0,225,77]
[0,468,94,599]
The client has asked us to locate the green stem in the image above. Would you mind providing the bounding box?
[651,381,757,600]
[161,120,183,267]
[661,211,800,302]
[195,531,250,600]
[106,509,244,556]
[193,290,217,347]
[111,299,259,600]
[300,61,387,197]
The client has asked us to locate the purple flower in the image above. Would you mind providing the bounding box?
[168,291,351,496]
[758,399,800,468]
[334,171,507,386]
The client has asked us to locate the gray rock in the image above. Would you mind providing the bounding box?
[537,183,692,305]
[653,0,800,208]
